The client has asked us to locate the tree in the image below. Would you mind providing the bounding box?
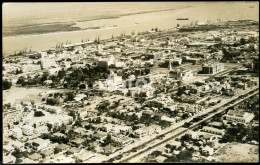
[34,111,45,117]
[11,148,23,158]
[181,134,191,142]
[79,84,86,89]
[130,113,138,121]
[177,150,192,162]
[17,76,25,85]
[103,134,112,146]
[66,92,75,101]
[164,155,178,163]
[240,38,246,45]
[151,150,162,157]
[3,80,12,90]
[15,69,22,75]
[46,98,58,105]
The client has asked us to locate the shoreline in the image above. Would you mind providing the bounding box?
[2,6,191,39]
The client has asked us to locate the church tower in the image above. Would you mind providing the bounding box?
[168,58,172,72]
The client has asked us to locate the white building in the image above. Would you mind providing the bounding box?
[99,71,123,91]
[22,125,34,136]
[225,110,254,124]
[169,69,193,81]
[12,127,23,139]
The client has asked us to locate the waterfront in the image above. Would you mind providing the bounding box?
[3,2,258,56]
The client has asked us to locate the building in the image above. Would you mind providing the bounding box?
[169,69,193,81]
[161,116,176,124]
[202,145,214,156]
[22,125,34,136]
[56,144,70,153]
[40,52,56,69]
[34,125,49,136]
[225,110,255,124]
[116,137,135,147]
[202,126,225,136]
[201,63,224,74]
[3,154,16,164]
[40,149,54,158]
[98,55,115,66]
[99,71,123,91]
[28,153,43,161]
[22,64,41,72]
[31,138,50,151]
[74,151,95,162]
[12,127,23,139]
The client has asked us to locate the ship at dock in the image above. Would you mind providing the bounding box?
[178,24,217,32]
[177,18,189,20]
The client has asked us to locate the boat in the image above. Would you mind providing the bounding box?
[177,18,189,20]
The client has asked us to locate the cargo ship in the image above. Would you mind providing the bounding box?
[177,18,189,20]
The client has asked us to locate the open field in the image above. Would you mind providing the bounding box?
[213,142,259,162]
[3,86,68,105]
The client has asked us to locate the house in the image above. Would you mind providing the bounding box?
[208,122,223,129]
[93,131,107,142]
[28,153,43,161]
[51,153,75,163]
[161,115,176,124]
[33,125,48,136]
[202,126,225,136]
[40,149,54,158]
[155,155,168,163]
[67,147,81,155]
[3,145,14,155]
[74,127,87,136]
[74,150,96,162]
[202,145,214,156]
[56,143,70,153]
[150,125,162,133]
[119,125,132,135]
[143,127,155,136]
[31,138,50,151]
[3,154,16,164]
[116,136,134,147]
[12,127,23,139]
[42,157,51,163]
[225,110,254,124]
[186,130,198,139]
[52,132,66,138]
[103,145,117,155]
[21,158,38,163]
[70,138,85,148]
[25,114,73,128]
[134,128,146,138]
[8,140,25,151]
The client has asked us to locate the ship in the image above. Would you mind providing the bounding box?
[177,18,189,20]
[178,24,217,32]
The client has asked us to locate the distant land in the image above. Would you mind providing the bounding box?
[2,2,191,37]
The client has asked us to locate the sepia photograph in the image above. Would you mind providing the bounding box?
[2,1,259,163]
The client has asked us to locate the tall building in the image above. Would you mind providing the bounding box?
[40,52,56,69]
[201,63,224,74]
